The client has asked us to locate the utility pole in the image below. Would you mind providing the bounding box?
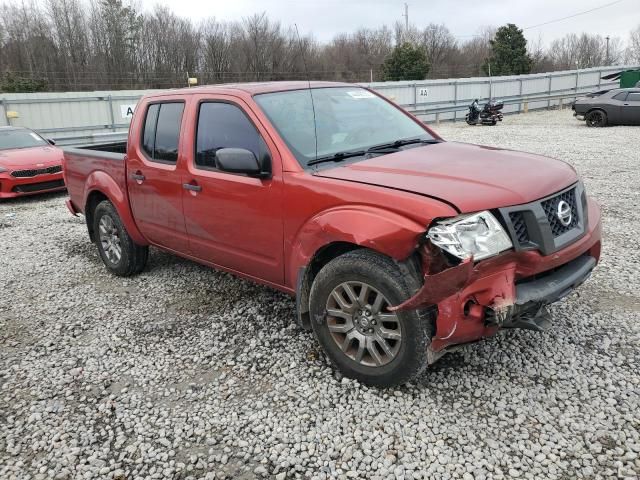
[605,36,610,65]
[403,3,409,31]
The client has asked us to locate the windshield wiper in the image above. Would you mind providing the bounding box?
[366,138,441,152]
[307,138,441,168]
[307,149,367,167]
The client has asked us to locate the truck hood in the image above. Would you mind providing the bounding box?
[0,146,63,168]
[314,142,578,212]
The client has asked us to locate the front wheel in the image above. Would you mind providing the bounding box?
[93,200,148,276]
[309,250,430,387]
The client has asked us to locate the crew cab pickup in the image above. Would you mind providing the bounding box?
[63,82,602,387]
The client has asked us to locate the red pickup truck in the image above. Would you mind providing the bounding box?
[63,82,602,387]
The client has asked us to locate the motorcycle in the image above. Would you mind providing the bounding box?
[465,99,504,125]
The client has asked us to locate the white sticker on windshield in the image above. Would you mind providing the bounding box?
[346,90,375,99]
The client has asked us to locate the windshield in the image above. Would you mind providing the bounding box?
[254,87,434,167]
[0,129,48,150]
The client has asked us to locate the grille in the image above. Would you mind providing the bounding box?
[12,179,65,193]
[541,188,578,237]
[11,165,62,178]
[509,211,529,243]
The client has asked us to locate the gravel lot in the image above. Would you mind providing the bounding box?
[1,109,639,480]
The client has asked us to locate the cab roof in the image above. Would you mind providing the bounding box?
[143,81,358,99]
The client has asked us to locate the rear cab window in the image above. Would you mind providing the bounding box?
[141,101,185,164]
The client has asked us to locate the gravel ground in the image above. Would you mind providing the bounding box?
[1,109,639,480]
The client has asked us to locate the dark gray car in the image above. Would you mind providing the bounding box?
[572,88,640,127]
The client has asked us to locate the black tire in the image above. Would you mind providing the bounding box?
[93,200,148,276]
[585,109,607,127]
[309,249,430,387]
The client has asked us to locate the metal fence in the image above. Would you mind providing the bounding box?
[0,65,635,145]
[364,65,634,123]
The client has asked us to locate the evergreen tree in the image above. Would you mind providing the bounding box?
[483,24,532,76]
[382,42,430,81]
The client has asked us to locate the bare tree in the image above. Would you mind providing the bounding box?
[419,24,457,78]
[0,2,636,93]
[46,0,89,89]
[548,33,622,69]
[528,35,555,73]
[626,25,640,64]
[456,27,495,77]
[200,19,236,82]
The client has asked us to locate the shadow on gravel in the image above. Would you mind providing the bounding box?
[62,237,101,263]
[0,190,67,208]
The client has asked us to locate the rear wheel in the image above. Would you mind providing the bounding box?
[93,200,148,276]
[585,110,607,127]
[309,250,430,387]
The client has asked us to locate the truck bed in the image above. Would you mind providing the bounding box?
[62,143,128,215]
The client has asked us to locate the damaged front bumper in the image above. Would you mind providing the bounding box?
[392,198,602,355]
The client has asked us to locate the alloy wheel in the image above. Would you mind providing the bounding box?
[587,111,604,127]
[98,214,122,264]
[325,281,402,367]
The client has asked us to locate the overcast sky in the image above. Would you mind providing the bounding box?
[144,0,639,46]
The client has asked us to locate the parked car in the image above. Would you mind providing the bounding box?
[0,126,65,199]
[572,88,640,127]
[62,82,602,387]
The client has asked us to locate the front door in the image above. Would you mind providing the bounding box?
[127,101,189,253]
[621,91,640,125]
[181,97,284,285]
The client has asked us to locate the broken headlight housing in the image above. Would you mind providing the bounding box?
[427,211,512,261]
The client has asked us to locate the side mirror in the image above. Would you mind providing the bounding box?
[47,138,56,146]
[216,148,270,178]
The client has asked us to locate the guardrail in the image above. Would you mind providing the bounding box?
[400,81,617,123]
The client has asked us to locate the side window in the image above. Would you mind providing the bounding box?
[627,92,640,102]
[612,92,628,101]
[142,104,159,158]
[141,102,184,163]
[196,102,262,169]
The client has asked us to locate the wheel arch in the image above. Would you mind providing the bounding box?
[83,171,147,245]
[586,107,608,120]
[291,205,428,329]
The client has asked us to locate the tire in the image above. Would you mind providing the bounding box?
[585,110,607,127]
[309,249,430,387]
[93,200,148,276]
[465,116,475,125]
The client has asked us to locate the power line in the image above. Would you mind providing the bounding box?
[523,0,626,30]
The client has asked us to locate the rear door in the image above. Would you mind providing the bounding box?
[181,95,284,285]
[127,100,189,252]
[621,92,640,125]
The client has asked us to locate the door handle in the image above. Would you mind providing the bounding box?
[183,183,202,193]
[131,172,145,183]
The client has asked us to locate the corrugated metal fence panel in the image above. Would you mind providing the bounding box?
[367,66,633,121]
[0,66,635,142]
[1,89,155,139]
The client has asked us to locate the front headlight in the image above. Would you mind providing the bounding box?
[427,211,512,261]
[0,166,7,173]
